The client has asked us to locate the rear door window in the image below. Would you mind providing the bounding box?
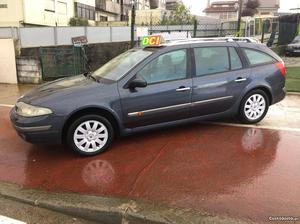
[229,47,243,70]
[194,47,230,76]
[242,48,275,66]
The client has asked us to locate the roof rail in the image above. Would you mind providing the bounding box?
[168,37,261,44]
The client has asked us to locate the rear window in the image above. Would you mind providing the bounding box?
[242,48,275,66]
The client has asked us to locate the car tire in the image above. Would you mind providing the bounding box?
[239,90,269,124]
[67,114,114,156]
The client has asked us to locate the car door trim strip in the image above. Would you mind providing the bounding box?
[128,96,233,117]
[192,95,233,105]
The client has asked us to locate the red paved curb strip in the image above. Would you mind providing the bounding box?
[0,182,250,224]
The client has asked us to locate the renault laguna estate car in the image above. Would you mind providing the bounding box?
[10,37,286,156]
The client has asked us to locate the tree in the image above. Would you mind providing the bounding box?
[242,0,260,17]
[69,17,89,26]
[159,3,195,25]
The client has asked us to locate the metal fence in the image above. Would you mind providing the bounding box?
[147,23,242,40]
[39,46,88,80]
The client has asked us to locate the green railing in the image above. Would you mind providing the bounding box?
[39,46,87,81]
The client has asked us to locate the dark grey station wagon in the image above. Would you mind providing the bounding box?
[10,37,286,156]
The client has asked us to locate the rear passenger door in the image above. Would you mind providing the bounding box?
[191,45,251,117]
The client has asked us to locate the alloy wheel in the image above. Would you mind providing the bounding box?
[244,94,266,121]
[73,120,108,153]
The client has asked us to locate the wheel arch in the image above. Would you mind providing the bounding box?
[250,86,273,105]
[62,107,121,143]
[242,85,273,105]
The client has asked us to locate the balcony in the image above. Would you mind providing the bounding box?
[96,0,121,15]
[150,0,158,9]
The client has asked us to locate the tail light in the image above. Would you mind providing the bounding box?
[275,61,286,78]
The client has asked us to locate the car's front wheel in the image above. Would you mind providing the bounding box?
[239,90,269,124]
[67,115,114,156]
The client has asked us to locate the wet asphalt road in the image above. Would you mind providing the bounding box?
[0,106,300,223]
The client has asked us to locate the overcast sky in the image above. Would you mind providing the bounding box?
[182,0,300,16]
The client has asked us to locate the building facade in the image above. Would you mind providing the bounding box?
[0,0,135,26]
[165,0,182,10]
[203,0,280,20]
[256,0,279,16]
[95,0,121,21]
[203,1,239,20]
[0,0,176,26]
[0,0,75,26]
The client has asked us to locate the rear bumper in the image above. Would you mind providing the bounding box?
[272,87,286,105]
[10,107,63,144]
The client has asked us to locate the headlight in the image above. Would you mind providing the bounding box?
[16,102,53,117]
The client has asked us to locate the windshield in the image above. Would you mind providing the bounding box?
[92,49,153,81]
[292,36,300,44]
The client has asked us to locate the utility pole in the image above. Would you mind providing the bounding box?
[236,0,243,37]
[130,1,136,48]
[120,0,124,21]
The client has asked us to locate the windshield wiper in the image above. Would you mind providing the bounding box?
[83,72,99,83]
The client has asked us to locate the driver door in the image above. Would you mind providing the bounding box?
[119,49,192,128]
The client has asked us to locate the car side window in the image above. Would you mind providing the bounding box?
[194,47,229,76]
[242,48,275,66]
[229,47,243,70]
[136,49,187,85]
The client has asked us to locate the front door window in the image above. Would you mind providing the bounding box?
[137,49,187,84]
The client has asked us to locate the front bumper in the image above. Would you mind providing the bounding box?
[10,107,64,144]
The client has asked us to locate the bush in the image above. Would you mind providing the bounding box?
[69,17,89,26]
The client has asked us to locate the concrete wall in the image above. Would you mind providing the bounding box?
[16,57,42,84]
[0,39,18,84]
[0,26,134,48]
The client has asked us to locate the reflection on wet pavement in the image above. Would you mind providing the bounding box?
[0,106,300,223]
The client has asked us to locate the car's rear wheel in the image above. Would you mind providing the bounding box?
[67,115,114,156]
[239,90,269,124]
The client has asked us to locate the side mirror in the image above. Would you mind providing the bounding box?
[128,77,147,90]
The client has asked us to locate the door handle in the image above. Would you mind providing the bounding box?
[176,87,191,92]
[235,77,247,83]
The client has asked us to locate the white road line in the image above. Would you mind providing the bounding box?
[208,121,300,133]
[0,104,14,108]
[0,215,26,224]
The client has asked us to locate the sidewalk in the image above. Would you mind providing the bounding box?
[0,83,36,105]
[282,56,300,67]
